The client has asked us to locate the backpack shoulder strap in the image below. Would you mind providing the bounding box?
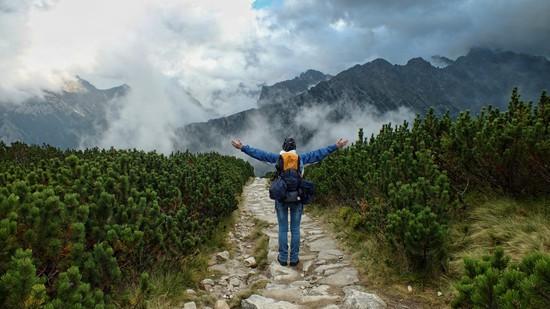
[275,155,283,175]
[297,155,301,177]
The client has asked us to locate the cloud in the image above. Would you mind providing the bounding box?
[1,0,549,153]
[0,0,64,102]
[261,0,550,70]
[256,104,414,175]
[296,104,414,151]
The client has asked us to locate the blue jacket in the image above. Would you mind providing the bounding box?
[241,144,338,174]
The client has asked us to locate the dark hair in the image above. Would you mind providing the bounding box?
[282,137,296,151]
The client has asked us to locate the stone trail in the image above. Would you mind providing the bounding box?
[190,178,394,309]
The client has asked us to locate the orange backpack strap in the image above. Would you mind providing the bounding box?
[280,152,299,171]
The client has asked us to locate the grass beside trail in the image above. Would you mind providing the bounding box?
[247,218,270,270]
[447,195,550,275]
[306,196,550,308]
[115,203,240,308]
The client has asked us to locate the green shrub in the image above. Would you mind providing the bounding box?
[0,249,47,308]
[307,89,550,274]
[452,248,550,308]
[0,144,254,307]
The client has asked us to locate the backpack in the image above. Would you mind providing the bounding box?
[269,151,315,204]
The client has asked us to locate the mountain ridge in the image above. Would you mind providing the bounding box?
[177,48,550,152]
[0,78,128,148]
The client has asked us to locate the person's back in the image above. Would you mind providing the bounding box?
[231,137,348,266]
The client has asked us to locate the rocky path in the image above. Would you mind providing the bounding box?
[195,178,389,309]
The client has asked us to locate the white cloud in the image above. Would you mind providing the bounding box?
[1,0,549,152]
[330,18,348,32]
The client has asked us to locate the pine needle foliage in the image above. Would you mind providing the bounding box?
[0,145,253,308]
[307,89,550,274]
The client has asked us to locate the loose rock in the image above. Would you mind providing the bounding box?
[201,278,215,289]
[244,256,257,268]
[215,300,230,309]
[230,277,241,287]
[343,287,387,309]
[183,302,197,309]
[216,251,230,262]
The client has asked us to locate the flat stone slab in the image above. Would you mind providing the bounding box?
[319,268,359,287]
[269,262,300,282]
[298,254,316,261]
[309,238,338,252]
[300,294,340,305]
[302,260,314,273]
[318,249,344,260]
[242,294,304,309]
[308,284,331,295]
[262,285,303,303]
[307,234,326,242]
[314,263,349,275]
[343,286,387,309]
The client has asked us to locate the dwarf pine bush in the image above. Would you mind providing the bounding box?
[307,90,550,273]
[0,144,253,307]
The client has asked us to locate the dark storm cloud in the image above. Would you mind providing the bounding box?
[261,0,550,69]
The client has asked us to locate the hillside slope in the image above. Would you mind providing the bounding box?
[177,48,550,151]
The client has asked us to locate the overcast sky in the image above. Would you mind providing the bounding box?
[1,0,550,150]
[2,0,550,103]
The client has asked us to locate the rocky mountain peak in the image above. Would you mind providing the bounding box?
[298,69,328,82]
[430,55,454,68]
[178,48,550,154]
[366,58,393,69]
[406,57,432,69]
[258,69,331,107]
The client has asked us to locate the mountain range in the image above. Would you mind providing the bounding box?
[0,48,549,151]
[0,77,128,148]
[177,48,550,151]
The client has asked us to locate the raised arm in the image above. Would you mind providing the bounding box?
[231,139,279,163]
[301,138,348,164]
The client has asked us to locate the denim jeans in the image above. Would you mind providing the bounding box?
[275,200,304,264]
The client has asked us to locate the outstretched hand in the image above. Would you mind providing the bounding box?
[231,139,243,149]
[336,138,348,148]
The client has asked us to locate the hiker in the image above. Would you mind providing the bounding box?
[231,137,348,266]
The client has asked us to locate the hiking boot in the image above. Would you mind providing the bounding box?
[278,257,288,266]
[289,259,299,267]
